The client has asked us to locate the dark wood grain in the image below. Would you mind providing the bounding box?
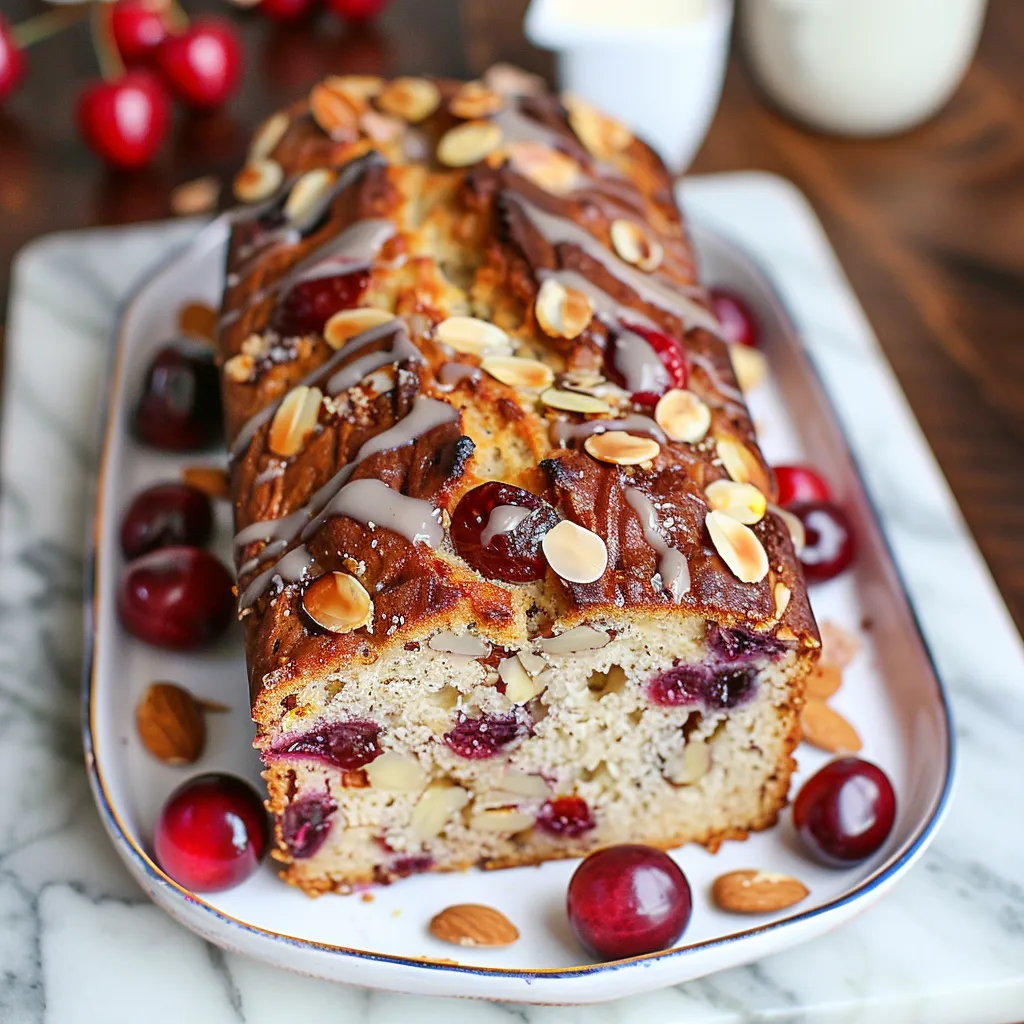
[1,0,1022,631]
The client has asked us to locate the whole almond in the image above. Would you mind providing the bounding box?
[712,870,809,914]
[136,682,206,765]
[429,904,519,948]
[182,465,231,500]
[804,662,842,700]
[820,620,861,670]
[170,176,220,217]
[801,699,862,753]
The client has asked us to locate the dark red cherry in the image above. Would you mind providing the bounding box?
[567,845,692,960]
[647,663,756,710]
[155,773,269,891]
[118,546,235,649]
[787,500,856,582]
[775,465,831,507]
[443,712,527,759]
[537,795,595,838]
[156,19,243,109]
[608,322,688,398]
[280,793,337,859]
[0,16,27,103]
[75,72,170,170]
[793,757,896,865]
[274,720,381,770]
[120,483,213,560]
[450,481,559,583]
[709,288,759,347]
[111,0,170,63]
[134,341,223,451]
[273,269,369,336]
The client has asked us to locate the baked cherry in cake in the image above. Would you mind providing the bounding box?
[607,322,688,408]
[787,500,856,582]
[567,845,692,959]
[281,794,337,859]
[775,465,831,507]
[709,288,759,347]
[537,796,595,837]
[274,720,381,770]
[443,712,527,759]
[120,482,213,560]
[273,269,369,336]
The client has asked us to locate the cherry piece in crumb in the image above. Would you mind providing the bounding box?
[155,773,269,891]
[443,712,526,759]
[75,72,170,170]
[567,845,692,960]
[120,482,213,560]
[709,288,759,347]
[118,546,235,649]
[156,19,243,109]
[274,269,370,336]
[787,500,856,582]
[775,464,831,507]
[111,0,170,63]
[133,340,222,451]
[450,481,559,584]
[793,757,896,865]
[0,17,27,104]
[537,795,595,838]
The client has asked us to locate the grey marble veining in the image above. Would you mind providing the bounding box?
[2,179,1024,1022]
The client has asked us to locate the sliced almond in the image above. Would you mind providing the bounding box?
[484,62,545,97]
[499,656,547,705]
[324,307,395,350]
[480,355,553,390]
[516,650,548,675]
[495,770,549,799]
[706,510,769,584]
[365,751,426,792]
[801,699,862,753]
[323,74,384,103]
[584,430,661,466]
[377,77,441,123]
[182,465,230,499]
[449,80,505,119]
[730,344,769,393]
[508,141,581,196]
[542,520,608,584]
[772,504,806,554]
[224,353,255,383]
[409,784,469,842]
[178,301,218,343]
[610,219,663,272]
[773,581,792,619]
[655,388,711,443]
[269,385,323,457]
[170,176,220,217]
[435,315,511,357]
[539,624,611,655]
[301,571,372,634]
[284,169,336,232]
[564,93,632,159]
[664,738,711,786]
[241,334,265,357]
[820,620,860,670]
[470,808,536,833]
[713,870,809,914]
[804,663,842,701]
[360,110,404,143]
[541,388,611,415]
[309,82,360,141]
[705,479,767,525]
[535,278,593,339]
[437,120,503,167]
[233,159,284,203]
[716,435,771,494]
[429,904,519,948]
[249,111,290,161]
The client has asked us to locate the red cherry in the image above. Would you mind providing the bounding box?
[443,712,527,759]
[111,0,169,63]
[787,500,856,582]
[775,464,831,506]
[793,757,896,865]
[120,482,213,560]
[0,17,26,104]
[274,269,369,336]
[118,546,235,649]
[260,0,317,21]
[155,773,269,891]
[450,481,559,583]
[273,720,382,770]
[709,288,759,347]
[75,72,170,170]
[608,322,688,400]
[567,845,692,960]
[157,19,243,109]
[323,0,390,21]
[537,795,594,838]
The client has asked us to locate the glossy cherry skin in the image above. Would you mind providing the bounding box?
[567,845,692,960]
[157,19,243,109]
[608,322,688,408]
[537,795,595,838]
[111,0,170,63]
[75,72,170,170]
[274,269,369,336]
[134,341,223,451]
[323,0,390,21]
[120,482,213,560]
[709,287,759,347]
[775,464,831,507]
[793,757,897,865]
[118,546,235,649]
[155,774,269,891]
[0,17,26,104]
[787,500,856,583]
[261,0,317,20]
[450,481,560,583]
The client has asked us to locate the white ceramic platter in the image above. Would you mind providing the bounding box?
[84,180,955,1004]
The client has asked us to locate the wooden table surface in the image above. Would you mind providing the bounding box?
[2,0,1022,631]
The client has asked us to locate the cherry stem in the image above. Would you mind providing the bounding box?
[165,0,189,32]
[11,4,90,49]
[90,0,125,82]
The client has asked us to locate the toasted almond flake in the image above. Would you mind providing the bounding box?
[713,870,809,914]
[772,504,806,554]
[182,465,230,499]
[178,301,218,343]
[542,520,608,584]
[233,159,284,203]
[324,307,396,349]
[301,571,373,634]
[377,77,441,122]
[365,751,426,791]
[284,169,336,230]
[498,656,544,705]
[517,650,547,675]
[610,219,663,272]
[470,808,536,833]
[716,435,770,493]
[534,278,593,339]
[820,620,861,670]
[540,388,611,415]
[310,82,360,141]
[777,625,799,642]
[584,430,661,466]
[170,175,220,217]
[655,388,711,443]
[804,663,842,700]
[801,699,862,753]
[730,344,769,392]
[664,738,711,786]
[494,770,549,799]
[429,904,519,948]
[249,112,290,161]
[449,80,505,119]
[437,120,503,167]
[484,62,546,97]
[436,316,511,356]
[480,355,553,390]
[240,334,265,357]
[564,93,632,159]
[224,353,255,383]
[508,141,581,196]
[323,74,384,103]
[773,581,792,618]
[269,385,323,457]
[539,624,611,655]
[706,509,769,583]
[360,110,404,143]
[705,479,767,525]
[409,784,469,841]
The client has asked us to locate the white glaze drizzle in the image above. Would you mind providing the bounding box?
[624,487,691,601]
[437,362,483,389]
[551,414,665,448]
[480,505,532,547]
[687,349,746,406]
[238,544,315,610]
[313,478,443,548]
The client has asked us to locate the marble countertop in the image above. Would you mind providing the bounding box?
[3,179,1024,1023]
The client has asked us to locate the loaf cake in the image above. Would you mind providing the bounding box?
[218,68,820,895]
